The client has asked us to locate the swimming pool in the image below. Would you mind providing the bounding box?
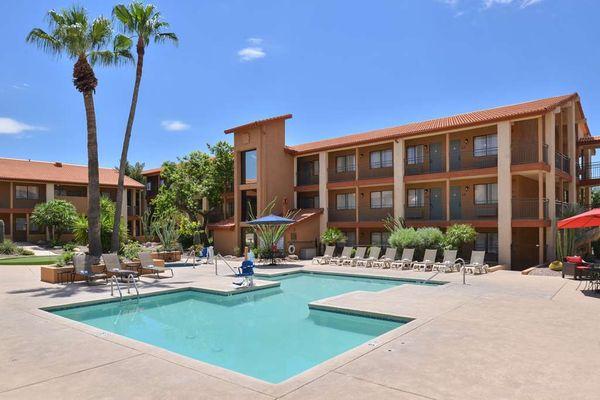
[50,273,425,383]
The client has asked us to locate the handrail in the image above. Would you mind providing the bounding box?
[215,253,239,276]
[127,274,139,299]
[110,275,122,301]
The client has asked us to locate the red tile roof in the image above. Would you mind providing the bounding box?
[0,158,145,188]
[289,94,580,154]
[291,208,323,225]
[577,136,600,146]
[142,167,162,176]
[224,114,293,134]
[207,218,235,231]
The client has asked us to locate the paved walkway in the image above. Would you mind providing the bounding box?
[1,261,599,399]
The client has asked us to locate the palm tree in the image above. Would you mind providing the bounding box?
[27,6,132,257]
[110,2,178,252]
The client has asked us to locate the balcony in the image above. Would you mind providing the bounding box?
[328,167,356,183]
[55,195,87,214]
[512,144,548,165]
[450,203,498,220]
[450,148,497,171]
[511,198,548,219]
[296,170,319,186]
[127,206,138,217]
[328,208,356,222]
[358,207,393,222]
[359,161,393,180]
[555,152,571,174]
[404,205,445,221]
[577,162,600,182]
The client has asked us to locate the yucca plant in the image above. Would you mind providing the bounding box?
[153,217,180,252]
[320,227,346,246]
[247,198,298,262]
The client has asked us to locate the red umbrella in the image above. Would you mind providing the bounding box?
[557,208,600,229]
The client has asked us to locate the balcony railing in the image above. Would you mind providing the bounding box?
[127,206,137,217]
[328,167,356,183]
[555,201,591,219]
[511,198,548,219]
[555,152,571,174]
[450,203,498,220]
[296,170,319,186]
[328,208,356,222]
[358,207,393,222]
[577,162,600,181]
[511,143,548,165]
[359,163,394,180]
[449,148,497,171]
[404,205,445,220]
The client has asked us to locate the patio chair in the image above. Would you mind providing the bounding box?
[412,249,438,271]
[102,253,139,281]
[72,254,107,284]
[343,246,367,267]
[355,246,381,268]
[432,249,462,273]
[312,246,335,265]
[390,248,415,269]
[372,248,396,269]
[330,246,353,266]
[139,252,174,278]
[562,256,592,280]
[461,251,489,274]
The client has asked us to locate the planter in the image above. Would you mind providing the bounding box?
[40,264,105,283]
[150,251,181,262]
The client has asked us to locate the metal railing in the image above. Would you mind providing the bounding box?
[296,170,319,186]
[404,205,445,220]
[358,207,393,222]
[511,143,548,165]
[556,201,591,218]
[359,164,394,180]
[511,198,548,219]
[555,152,571,174]
[328,168,356,182]
[450,203,498,220]
[328,209,357,222]
[577,162,600,181]
[449,148,497,171]
[110,274,139,301]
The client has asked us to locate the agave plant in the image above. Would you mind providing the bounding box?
[153,217,180,252]
[247,198,298,260]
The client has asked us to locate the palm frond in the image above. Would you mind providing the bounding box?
[89,49,131,66]
[25,28,62,55]
[154,32,178,45]
[89,16,112,50]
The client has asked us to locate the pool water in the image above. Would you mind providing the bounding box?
[51,273,417,383]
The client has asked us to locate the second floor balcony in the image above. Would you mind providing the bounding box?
[555,152,571,174]
[512,143,548,165]
[296,170,319,186]
[328,167,356,183]
[328,207,356,222]
[450,148,498,171]
[404,204,446,221]
[512,198,548,219]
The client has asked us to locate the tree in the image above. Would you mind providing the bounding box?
[320,228,346,246]
[27,6,132,257]
[111,1,178,252]
[73,197,127,253]
[591,188,600,208]
[30,200,78,242]
[207,141,234,213]
[118,160,146,184]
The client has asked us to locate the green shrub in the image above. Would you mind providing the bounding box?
[321,228,346,245]
[16,248,34,256]
[30,200,78,242]
[418,227,444,250]
[549,260,563,271]
[121,241,143,261]
[73,197,127,252]
[388,228,422,250]
[62,242,77,252]
[443,224,477,250]
[0,240,18,255]
[57,251,74,266]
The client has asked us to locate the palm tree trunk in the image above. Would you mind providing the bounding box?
[83,91,102,257]
[111,40,145,252]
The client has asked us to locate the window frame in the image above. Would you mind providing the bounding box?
[370,149,393,169]
[370,231,391,246]
[473,134,498,157]
[16,185,40,200]
[241,149,258,183]
[335,154,356,173]
[407,188,425,208]
[336,192,356,210]
[474,183,498,205]
[370,190,393,209]
[407,145,424,165]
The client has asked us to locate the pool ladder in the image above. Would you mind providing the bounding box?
[110,274,139,301]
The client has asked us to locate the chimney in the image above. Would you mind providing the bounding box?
[54,162,63,167]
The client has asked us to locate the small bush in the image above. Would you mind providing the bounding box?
[121,241,143,261]
[388,228,422,250]
[62,242,77,252]
[418,227,444,250]
[57,251,74,266]
[16,248,34,256]
[321,228,346,245]
[443,224,477,250]
[0,240,18,255]
[549,261,563,271]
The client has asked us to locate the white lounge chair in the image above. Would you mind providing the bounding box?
[461,251,489,274]
[391,248,415,269]
[72,254,107,284]
[102,253,139,281]
[344,247,367,267]
[355,246,380,268]
[372,248,397,269]
[139,252,174,278]
[432,249,462,273]
[330,246,353,265]
[412,249,438,271]
[312,245,335,265]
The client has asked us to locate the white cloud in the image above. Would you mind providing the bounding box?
[238,37,267,62]
[11,83,30,90]
[161,120,190,131]
[520,0,542,8]
[0,117,46,135]
[437,0,543,10]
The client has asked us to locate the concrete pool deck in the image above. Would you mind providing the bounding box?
[1,261,599,399]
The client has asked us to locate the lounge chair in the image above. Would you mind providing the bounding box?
[102,253,139,281]
[344,246,367,267]
[412,249,438,271]
[330,246,353,266]
[72,254,107,284]
[432,249,462,273]
[391,248,415,269]
[372,248,397,269]
[356,246,381,268]
[139,252,174,278]
[461,251,489,274]
[312,245,335,265]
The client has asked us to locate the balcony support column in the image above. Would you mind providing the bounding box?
[537,117,544,162]
[566,104,577,203]
[545,111,557,260]
[393,139,405,219]
[293,157,298,208]
[497,121,512,267]
[318,152,328,235]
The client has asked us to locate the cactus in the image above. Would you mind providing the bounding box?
[0,219,4,243]
[556,229,574,261]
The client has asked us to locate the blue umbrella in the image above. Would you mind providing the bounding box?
[246,214,295,225]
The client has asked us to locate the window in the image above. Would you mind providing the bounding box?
[371,231,391,246]
[55,185,87,197]
[407,189,425,207]
[473,134,498,157]
[299,195,319,209]
[241,149,257,183]
[370,190,393,208]
[370,149,393,169]
[15,218,26,231]
[407,145,424,165]
[344,231,356,245]
[312,160,319,176]
[475,232,499,255]
[16,185,39,200]
[336,154,356,173]
[336,193,356,210]
[474,183,498,204]
[146,181,152,191]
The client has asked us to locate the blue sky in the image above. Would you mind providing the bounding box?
[0,0,598,169]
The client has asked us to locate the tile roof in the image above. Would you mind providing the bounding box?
[224,114,293,134]
[577,136,600,146]
[207,218,235,231]
[291,208,323,225]
[289,94,580,154]
[142,167,163,176]
[0,158,145,188]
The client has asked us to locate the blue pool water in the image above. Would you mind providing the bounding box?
[51,273,419,383]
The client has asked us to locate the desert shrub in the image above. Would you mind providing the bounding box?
[418,227,444,250]
[388,228,422,250]
[57,251,74,266]
[73,197,127,252]
[62,242,77,252]
[321,227,346,246]
[30,200,78,242]
[443,224,477,250]
[121,241,143,261]
[0,240,18,255]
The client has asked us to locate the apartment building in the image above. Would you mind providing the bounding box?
[213,93,597,269]
[0,158,145,242]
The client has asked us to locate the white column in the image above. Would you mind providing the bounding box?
[393,139,405,219]
[497,121,512,267]
[46,183,54,202]
[318,152,328,235]
[545,111,557,259]
[122,188,128,221]
[566,104,577,203]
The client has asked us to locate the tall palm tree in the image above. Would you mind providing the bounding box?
[27,6,132,257]
[110,2,178,252]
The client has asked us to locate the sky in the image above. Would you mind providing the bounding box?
[0,0,599,170]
